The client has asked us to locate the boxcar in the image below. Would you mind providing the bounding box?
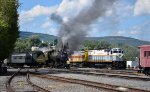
[138,45,150,75]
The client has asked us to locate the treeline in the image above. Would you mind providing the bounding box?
[14,36,139,61]
[14,35,48,53]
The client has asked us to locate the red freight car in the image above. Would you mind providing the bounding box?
[138,45,150,75]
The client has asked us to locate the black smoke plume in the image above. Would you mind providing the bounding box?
[51,0,117,51]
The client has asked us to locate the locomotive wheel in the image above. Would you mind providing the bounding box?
[144,70,149,76]
[106,65,112,69]
[79,63,83,68]
[89,64,95,68]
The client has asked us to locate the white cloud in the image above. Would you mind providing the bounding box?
[88,27,100,37]
[56,0,93,18]
[114,30,126,36]
[130,26,141,35]
[19,5,57,24]
[41,0,94,36]
[88,1,134,37]
[42,21,51,29]
[41,18,59,36]
[130,21,150,41]
[134,0,150,16]
[46,28,58,36]
[103,1,133,17]
[130,30,141,35]
[131,20,150,34]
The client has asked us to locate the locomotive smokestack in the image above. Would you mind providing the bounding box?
[51,0,117,51]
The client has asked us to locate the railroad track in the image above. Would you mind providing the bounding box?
[6,68,21,92]
[30,73,150,92]
[6,68,50,92]
[46,68,138,75]
[47,69,150,81]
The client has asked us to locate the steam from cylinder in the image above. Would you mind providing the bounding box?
[51,0,117,51]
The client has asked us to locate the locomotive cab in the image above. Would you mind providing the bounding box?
[110,48,126,69]
[110,48,124,55]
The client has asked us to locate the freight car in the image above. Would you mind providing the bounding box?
[138,45,150,75]
[69,48,126,69]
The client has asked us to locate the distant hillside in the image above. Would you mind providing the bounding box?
[19,31,150,47]
[86,36,150,47]
[19,31,57,42]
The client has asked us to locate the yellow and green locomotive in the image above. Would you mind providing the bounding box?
[7,47,69,68]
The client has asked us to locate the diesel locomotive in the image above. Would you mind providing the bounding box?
[69,48,126,69]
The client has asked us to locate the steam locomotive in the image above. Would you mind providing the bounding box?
[7,46,70,68]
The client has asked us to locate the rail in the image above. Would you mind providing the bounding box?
[26,73,50,92]
[6,68,21,92]
[49,69,150,81]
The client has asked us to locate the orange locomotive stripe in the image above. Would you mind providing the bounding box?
[70,56,83,58]
[70,61,83,63]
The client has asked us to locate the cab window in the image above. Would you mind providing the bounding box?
[113,51,118,53]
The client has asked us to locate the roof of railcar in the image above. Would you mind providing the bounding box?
[11,53,27,56]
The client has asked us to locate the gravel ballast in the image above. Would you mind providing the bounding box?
[48,73,150,91]
[30,76,105,92]
[0,76,10,92]
[11,75,38,92]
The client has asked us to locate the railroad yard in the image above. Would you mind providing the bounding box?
[0,68,150,92]
[1,0,150,92]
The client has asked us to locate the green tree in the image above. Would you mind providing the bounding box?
[14,35,49,53]
[83,40,111,50]
[54,39,58,45]
[83,40,97,50]
[95,40,111,49]
[123,46,139,61]
[0,0,19,61]
[29,35,41,47]
[14,38,31,53]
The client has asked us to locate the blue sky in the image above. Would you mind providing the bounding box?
[19,0,150,41]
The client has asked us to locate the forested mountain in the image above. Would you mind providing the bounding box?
[19,31,57,42]
[87,36,150,47]
[20,31,150,47]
